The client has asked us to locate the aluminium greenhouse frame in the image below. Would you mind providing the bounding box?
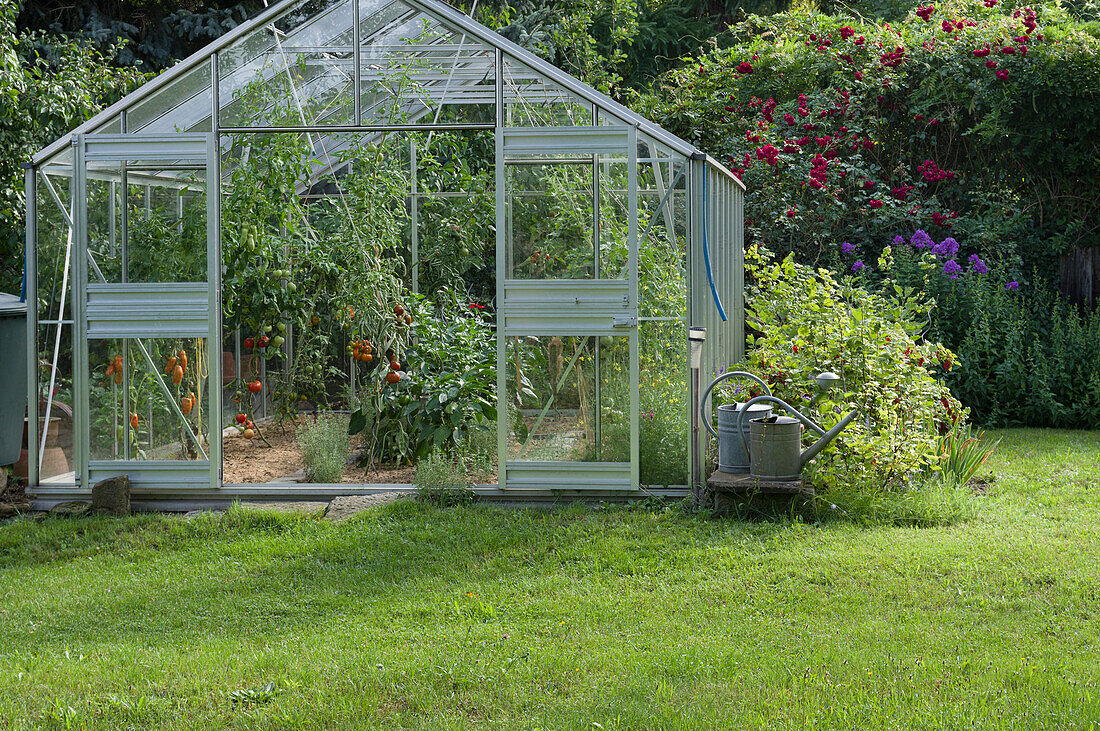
[25,0,744,503]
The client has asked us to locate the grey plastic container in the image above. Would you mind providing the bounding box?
[0,293,28,466]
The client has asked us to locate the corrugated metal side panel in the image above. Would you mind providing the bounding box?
[690,161,744,379]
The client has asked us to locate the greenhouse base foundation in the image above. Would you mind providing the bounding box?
[28,484,691,512]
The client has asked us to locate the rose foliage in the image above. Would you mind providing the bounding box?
[642,0,1100,277]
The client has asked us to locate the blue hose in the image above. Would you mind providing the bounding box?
[701,172,727,322]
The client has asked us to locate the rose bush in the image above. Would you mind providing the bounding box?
[641,0,1100,277]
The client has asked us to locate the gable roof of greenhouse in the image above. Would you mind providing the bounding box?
[33,0,718,168]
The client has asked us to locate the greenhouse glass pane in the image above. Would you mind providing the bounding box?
[88,337,210,461]
[219,0,355,128]
[505,335,630,462]
[36,324,77,484]
[596,153,630,280]
[506,157,595,279]
[82,163,207,283]
[85,175,123,283]
[636,139,688,318]
[125,170,207,283]
[503,57,592,127]
[128,59,213,134]
[36,170,73,324]
[92,115,122,134]
[358,2,495,126]
[637,320,688,486]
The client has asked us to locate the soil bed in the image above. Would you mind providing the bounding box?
[222,415,417,484]
[221,414,497,485]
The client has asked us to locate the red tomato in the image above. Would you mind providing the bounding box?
[258,336,270,348]
[248,380,262,393]
[236,413,247,424]
[244,337,255,349]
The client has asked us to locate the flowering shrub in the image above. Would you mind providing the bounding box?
[743,247,962,492]
[641,0,1100,274]
[843,229,1100,427]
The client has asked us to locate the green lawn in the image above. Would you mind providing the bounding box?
[2,429,1099,729]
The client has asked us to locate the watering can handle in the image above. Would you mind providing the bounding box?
[735,395,830,462]
[699,371,773,439]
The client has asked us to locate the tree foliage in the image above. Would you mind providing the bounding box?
[0,31,144,294]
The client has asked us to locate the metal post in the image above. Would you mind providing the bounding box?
[494,47,506,487]
[207,132,222,488]
[72,135,89,488]
[627,126,639,489]
[24,167,39,487]
[410,138,419,295]
[352,0,361,126]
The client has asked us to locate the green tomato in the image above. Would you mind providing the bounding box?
[263,324,272,333]
[276,322,286,333]
[272,335,285,348]
[287,282,297,292]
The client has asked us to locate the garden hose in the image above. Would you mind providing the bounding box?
[701,173,728,322]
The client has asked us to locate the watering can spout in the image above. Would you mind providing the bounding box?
[800,409,859,468]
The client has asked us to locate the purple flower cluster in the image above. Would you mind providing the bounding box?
[1006,280,1020,290]
[852,260,866,273]
[841,241,858,255]
[968,253,988,274]
[943,259,963,279]
[910,229,934,249]
[933,237,960,258]
[892,235,906,247]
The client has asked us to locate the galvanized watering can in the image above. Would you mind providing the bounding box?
[699,371,774,474]
[734,372,859,481]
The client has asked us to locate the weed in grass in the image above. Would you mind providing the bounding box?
[228,680,280,705]
[414,451,474,504]
[296,411,351,483]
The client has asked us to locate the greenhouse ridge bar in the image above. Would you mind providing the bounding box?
[24,0,744,502]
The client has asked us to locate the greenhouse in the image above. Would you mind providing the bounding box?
[21,0,744,502]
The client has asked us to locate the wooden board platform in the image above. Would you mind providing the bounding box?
[706,470,815,517]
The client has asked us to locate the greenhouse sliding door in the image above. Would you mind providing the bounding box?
[497,127,639,490]
[73,133,220,491]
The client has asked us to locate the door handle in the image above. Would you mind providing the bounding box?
[612,316,637,328]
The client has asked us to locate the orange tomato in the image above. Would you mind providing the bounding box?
[130,413,139,429]
[171,364,184,384]
[178,350,188,371]
[242,428,255,440]
[165,356,177,375]
[385,372,400,384]
[180,397,193,415]
[389,361,400,371]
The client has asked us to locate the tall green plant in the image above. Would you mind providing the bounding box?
[743,247,962,491]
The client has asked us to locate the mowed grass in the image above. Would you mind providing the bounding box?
[1,429,1099,730]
